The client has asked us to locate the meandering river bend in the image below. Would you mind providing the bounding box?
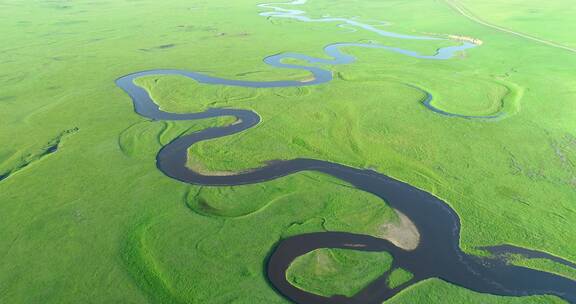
[116,1,576,303]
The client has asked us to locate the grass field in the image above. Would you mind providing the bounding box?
[286,248,393,297]
[387,268,414,289]
[1,0,575,303]
[453,0,576,50]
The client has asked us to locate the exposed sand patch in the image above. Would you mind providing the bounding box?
[378,209,420,251]
[314,250,337,274]
[300,76,316,83]
[448,34,483,45]
[187,159,238,176]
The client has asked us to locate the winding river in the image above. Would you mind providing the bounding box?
[116,1,576,303]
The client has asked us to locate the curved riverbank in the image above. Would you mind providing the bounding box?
[115,1,576,303]
[116,60,576,304]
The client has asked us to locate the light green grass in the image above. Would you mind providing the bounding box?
[1,0,575,303]
[134,76,260,113]
[387,268,414,289]
[512,257,576,282]
[457,0,576,49]
[122,171,397,303]
[286,248,393,297]
[386,278,566,304]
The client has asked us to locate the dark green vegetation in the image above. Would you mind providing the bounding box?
[1,0,575,303]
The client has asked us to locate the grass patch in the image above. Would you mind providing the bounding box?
[386,278,566,303]
[286,248,392,297]
[387,268,414,289]
[512,257,576,281]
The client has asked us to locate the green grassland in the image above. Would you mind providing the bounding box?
[456,0,576,49]
[386,279,566,304]
[286,249,393,297]
[1,0,575,303]
[387,268,414,289]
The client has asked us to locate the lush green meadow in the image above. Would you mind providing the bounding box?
[286,248,393,297]
[1,0,575,303]
[456,0,576,49]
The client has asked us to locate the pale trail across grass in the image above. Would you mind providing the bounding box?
[443,0,576,54]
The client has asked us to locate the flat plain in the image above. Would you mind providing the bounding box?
[1,0,575,303]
